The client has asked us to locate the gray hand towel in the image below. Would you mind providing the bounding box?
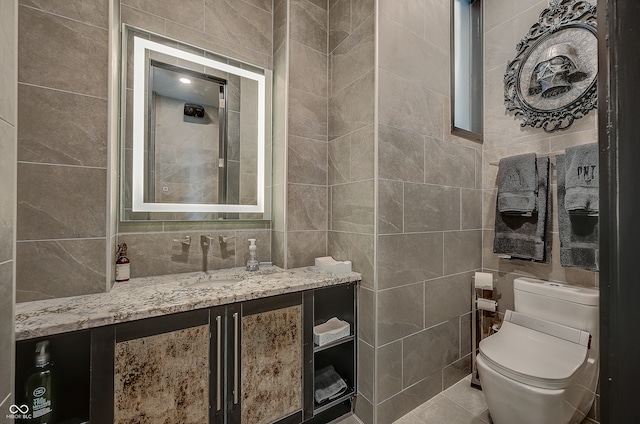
[497,153,538,216]
[493,157,550,262]
[557,154,599,270]
[564,142,599,215]
[314,365,347,404]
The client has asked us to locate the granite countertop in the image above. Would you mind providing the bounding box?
[15,266,361,341]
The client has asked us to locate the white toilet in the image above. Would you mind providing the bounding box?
[476,277,599,424]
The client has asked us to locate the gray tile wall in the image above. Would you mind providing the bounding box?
[482,1,599,421]
[16,1,110,302]
[327,0,375,421]
[119,0,275,276]
[285,0,329,267]
[0,0,17,410]
[375,0,481,422]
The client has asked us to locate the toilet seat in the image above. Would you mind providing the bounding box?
[479,317,589,390]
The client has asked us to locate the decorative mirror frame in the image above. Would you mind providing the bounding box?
[504,0,597,132]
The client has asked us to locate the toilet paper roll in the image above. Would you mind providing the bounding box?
[477,298,497,312]
[474,271,494,290]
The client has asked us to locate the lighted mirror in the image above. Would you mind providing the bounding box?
[120,26,272,221]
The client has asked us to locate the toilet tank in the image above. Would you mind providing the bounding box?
[513,277,599,339]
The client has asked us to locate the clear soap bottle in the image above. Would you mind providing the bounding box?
[24,340,56,424]
[246,238,259,271]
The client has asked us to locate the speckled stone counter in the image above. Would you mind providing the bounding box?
[15,266,361,341]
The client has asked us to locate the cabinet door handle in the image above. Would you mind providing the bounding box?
[216,315,222,411]
[233,312,239,405]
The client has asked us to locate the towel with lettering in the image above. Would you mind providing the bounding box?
[564,142,599,215]
[496,153,538,216]
[557,154,599,270]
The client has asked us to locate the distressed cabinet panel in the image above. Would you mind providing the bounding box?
[114,324,210,424]
[241,305,303,424]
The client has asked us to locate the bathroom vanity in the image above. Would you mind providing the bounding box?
[15,266,360,424]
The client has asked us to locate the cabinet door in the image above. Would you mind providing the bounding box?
[113,310,210,424]
[239,293,303,424]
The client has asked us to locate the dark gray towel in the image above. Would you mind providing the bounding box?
[493,157,550,262]
[564,142,599,215]
[314,365,347,404]
[557,154,599,270]
[497,153,538,216]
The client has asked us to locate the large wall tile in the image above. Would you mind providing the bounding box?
[350,124,375,181]
[354,395,374,424]
[124,0,205,32]
[20,0,109,28]
[443,230,482,274]
[18,6,108,98]
[424,0,449,52]
[351,0,374,31]
[331,180,374,234]
[16,239,106,302]
[378,179,403,235]
[443,355,471,391]
[0,121,15,262]
[0,262,14,402]
[378,233,443,289]
[376,340,403,402]
[424,137,476,188]
[17,164,106,240]
[358,339,375,403]
[402,318,459,387]
[328,231,375,289]
[329,0,350,53]
[378,14,404,76]
[378,70,444,139]
[286,230,326,267]
[424,272,473,329]
[287,184,327,231]
[461,188,482,230]
[401,28,449,97]
[331,14,374,95]
[376,370,441,424]
[18,84,107,167]
[288,88,328,141]
[404,183,460,232]
[329,71,374,140]
[273,0,287,53]
[378,283,424,345]
[290,0,327,53]
[378,124,424,182]
[0,0,17,126]
[165,20,271,70]
[288,135,328,185]
[120,5,166,35]
[289,41,328,97]
[358,286,375,345]
[329,134,351,185]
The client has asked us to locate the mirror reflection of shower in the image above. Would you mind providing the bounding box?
[147,62,231,207]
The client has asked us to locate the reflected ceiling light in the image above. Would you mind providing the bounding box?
[179,77,191,84]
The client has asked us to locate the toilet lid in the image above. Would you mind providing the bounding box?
[479,320,588,390]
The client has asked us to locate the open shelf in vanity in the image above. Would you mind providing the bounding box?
[309,283,357,418]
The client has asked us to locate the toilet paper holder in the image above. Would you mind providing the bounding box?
[471,272,498,390]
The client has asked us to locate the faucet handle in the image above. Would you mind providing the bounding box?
[219,235,236,244]
[173,235,191,245]
[201,235,215,246]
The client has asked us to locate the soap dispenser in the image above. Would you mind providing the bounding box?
[246,239,259,271]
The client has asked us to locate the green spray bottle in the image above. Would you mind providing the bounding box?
[24,340,56,423]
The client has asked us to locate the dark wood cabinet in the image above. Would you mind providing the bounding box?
[15,283,357,424]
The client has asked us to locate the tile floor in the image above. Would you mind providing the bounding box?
[334,375,598,424]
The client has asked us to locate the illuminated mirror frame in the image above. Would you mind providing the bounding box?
[132,36,266,213]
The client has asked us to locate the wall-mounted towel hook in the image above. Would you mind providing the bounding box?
[173,235,191,245]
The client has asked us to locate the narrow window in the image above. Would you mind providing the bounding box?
[451,0,483,140]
